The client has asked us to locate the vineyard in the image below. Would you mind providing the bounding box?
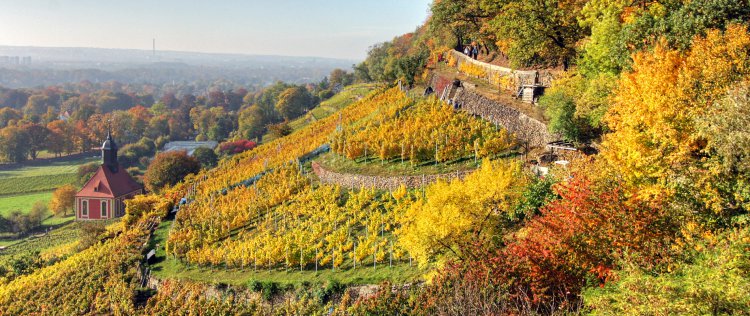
[0,85,526,313]
[171,165,412,271]
[0,210,164,315]
[0,222,80,283]
[165,86,516,273]
[330,96,515,164]
[186,86,406,196]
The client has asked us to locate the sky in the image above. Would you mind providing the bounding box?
[0,0,432,60]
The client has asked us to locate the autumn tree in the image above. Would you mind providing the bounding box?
[143,150,200,193]
[0,126,31,162]
[429,0,492,51]
[50,184,77,217]
[328,68,355,88]
[501,175,678,303]
[22,124,50,160]
[217,139,256,155]
[238,104,266,141]
[23,94,53,118]
[398,160,527,266]
[603,25,750,209]
[486,0,587,68]
[76,162,99,186]
[0,107,21,128]
[275,86,313,121]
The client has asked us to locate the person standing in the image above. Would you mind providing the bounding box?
[463,45,470,56]
[472,45,479,60]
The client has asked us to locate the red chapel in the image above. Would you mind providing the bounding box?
[75,132,143,220]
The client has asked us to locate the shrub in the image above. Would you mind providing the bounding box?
[218,139,257,156]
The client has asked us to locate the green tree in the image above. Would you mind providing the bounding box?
[29,201,47,226]
[238,105,266,141]
[143,150,201,192]
[578,10,629,76]
[192,147,218,169]
[539,80,584,142]
[275,86,313,121]
[623,0,750,52]
[487,0,586,68]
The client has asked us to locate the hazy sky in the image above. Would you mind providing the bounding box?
[0,0,432,60]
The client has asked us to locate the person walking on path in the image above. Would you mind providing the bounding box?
[463,45,470,56]
[472,45,479,60]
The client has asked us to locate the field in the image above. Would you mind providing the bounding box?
[0,157,96,196]
[0,156,97,217]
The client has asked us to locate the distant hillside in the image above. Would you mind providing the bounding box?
[0,46,356,88]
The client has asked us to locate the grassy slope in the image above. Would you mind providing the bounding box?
[0,192,53,218]
[149,218,423,286]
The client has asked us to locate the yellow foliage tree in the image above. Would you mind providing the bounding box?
[397,160,527,267]
[602,24,750,209]
[49,184,77,217]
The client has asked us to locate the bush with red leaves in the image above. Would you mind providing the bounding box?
[218,139,257,155]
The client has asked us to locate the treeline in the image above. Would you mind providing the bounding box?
[0,68,356,163]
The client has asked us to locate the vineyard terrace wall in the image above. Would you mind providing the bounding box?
[452,86,556,148]
[311,162,473,190]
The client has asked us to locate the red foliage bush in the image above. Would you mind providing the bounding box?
[218,139,257,155]
[401,175,680,312]
[502,175,677,304]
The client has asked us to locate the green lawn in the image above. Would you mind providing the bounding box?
[0,157,97,196]
[149,218,424,287]
[0,191,53,217]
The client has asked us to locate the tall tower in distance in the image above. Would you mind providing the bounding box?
[152,38,156,57]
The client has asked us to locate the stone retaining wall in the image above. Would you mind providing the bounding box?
[453,87,556,148]
[312,162,473,190]
[449,50,555,87]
